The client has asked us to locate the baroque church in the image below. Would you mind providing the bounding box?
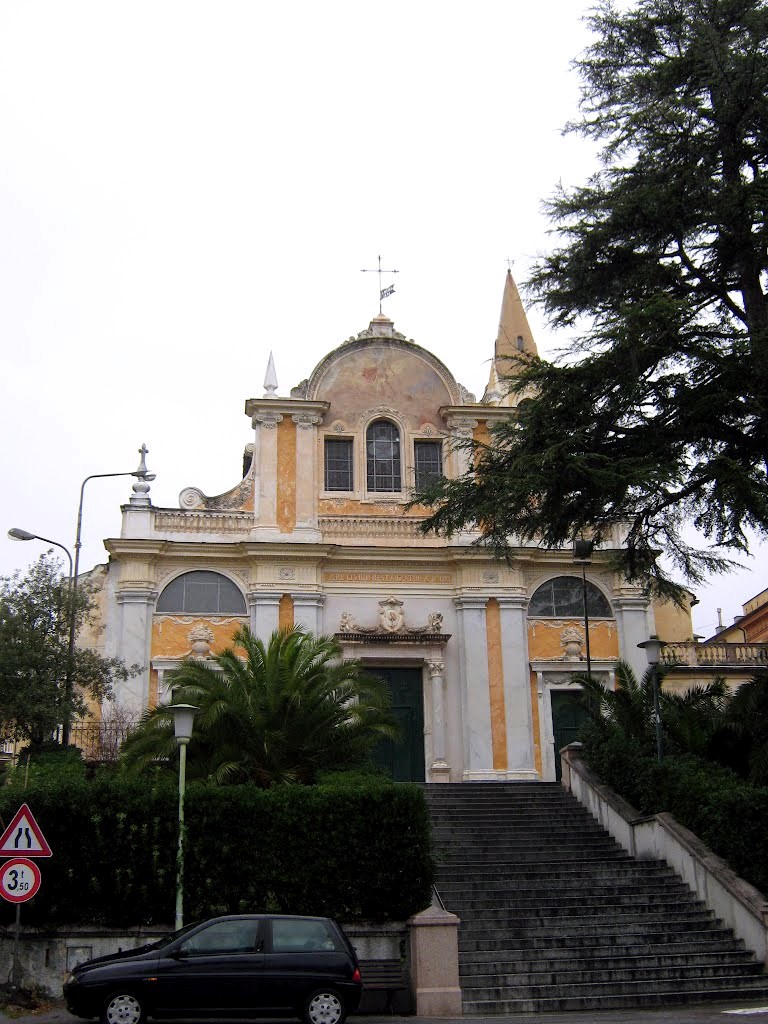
[99,273,693,783]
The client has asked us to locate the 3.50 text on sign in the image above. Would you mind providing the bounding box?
[0,859,42,903]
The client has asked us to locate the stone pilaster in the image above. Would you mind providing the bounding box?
[248,591,282,641]
[427,659,450,782]
[292,413,323,541]
[114,587,156,713]
[613,594,654,679]
[453,595,494,779]
[292,592,326,634]
[250,410,283,536]
[497,594,538,778]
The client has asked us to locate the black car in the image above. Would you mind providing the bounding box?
[63,914,362,1024]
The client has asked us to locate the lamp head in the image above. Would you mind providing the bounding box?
[572,538,594,563]
[8,528,36,542]
[638,636,664,667]
[169,703,198,744]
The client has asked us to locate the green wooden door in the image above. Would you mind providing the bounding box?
[551,689,590,781]
[371,667,425,782]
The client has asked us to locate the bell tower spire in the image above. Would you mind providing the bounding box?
[484,269,539,405]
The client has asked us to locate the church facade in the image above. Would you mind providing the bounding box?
[100,274,669,783]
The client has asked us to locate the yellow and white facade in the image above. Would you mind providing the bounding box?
[101,274,664,782]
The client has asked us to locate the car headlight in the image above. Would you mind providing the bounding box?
[64,972,79,986]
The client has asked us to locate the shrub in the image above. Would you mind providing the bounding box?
[581,732,768,896]
[0,774,433,926]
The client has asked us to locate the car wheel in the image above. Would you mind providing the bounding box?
[101,992,146,1024]
[303,988,346,1024]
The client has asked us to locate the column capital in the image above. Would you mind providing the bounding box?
[251,411,283,429]
[453,595,488,611]
[116,588,157,605]
[291,592,326,608]
[247,591,283,607]
[292,413,323,430]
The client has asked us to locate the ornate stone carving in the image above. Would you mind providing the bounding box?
[292,414,322,430]
[427,660,445,676]
[188,624,214,657]
[252,411,283,429]
[482,571,500,584]
[290,379,309,399]
[358,405,400,427]
[278,567,296,581]
[179,487,205,509]
[560,625,585,660]
[448,416,479,437]
[458,384,477,404]
[339,598,445,636]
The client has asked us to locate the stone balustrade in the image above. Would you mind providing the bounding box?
[662,641,768,668]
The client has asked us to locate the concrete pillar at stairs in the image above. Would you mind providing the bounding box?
[408,905,462,1017]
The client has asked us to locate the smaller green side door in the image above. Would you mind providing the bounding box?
[551,689,590,781]
[370,667,425,782]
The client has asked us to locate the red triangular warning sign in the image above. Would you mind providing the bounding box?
[0,803,52,858]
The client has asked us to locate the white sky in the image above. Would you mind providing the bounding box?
[0,1,763,641]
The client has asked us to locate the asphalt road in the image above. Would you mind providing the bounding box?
[5,1001,768,1024]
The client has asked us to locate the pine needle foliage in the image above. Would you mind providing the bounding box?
[415,0,768,600]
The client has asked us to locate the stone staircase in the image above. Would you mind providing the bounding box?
[427,782,768,1013]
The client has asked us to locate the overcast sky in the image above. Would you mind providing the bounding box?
[1,1,763,640]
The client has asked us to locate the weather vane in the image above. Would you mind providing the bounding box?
[361,255,399,314]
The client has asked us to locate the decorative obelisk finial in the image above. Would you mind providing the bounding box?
[263,351,278,399]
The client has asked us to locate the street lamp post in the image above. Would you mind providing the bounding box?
[7,529,73,582]
[638,636,665,763]
[61,445,155,746]
[572,539,594,680]
[169,703,198,931]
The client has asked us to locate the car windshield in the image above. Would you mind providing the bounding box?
[147,920,204,951]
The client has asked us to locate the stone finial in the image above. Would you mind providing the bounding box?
[263,351,278,398]
[129,443,154,507]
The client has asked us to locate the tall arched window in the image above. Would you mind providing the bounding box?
[528,576,612,618]
[366,420,401,492]
[156,571,247,615]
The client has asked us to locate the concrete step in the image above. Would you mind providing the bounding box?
[463,983,768,1015]
[458,948,754,969]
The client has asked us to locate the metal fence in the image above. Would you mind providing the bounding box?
[67,721,139,761]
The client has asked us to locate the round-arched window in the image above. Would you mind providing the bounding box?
[528,576,612,618]
[156,571,247,615]
[366,419,401,492]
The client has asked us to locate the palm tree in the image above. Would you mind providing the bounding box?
[121,626,400,786]
[719,671,768,785]
[571,660,731,758]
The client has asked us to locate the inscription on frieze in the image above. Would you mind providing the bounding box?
[324,571,453,584]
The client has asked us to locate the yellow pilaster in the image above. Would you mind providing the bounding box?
[485,598,508,771]
[279,594,295,630]
[277,417,297,533]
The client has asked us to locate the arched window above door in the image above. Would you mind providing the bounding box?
[366,419,401,492]
[156,571,247,615]
[528,576,612,618]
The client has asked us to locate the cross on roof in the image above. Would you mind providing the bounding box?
[361,255,399,314]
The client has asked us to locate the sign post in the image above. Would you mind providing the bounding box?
[0,804,52,987]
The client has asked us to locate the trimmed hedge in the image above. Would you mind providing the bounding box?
[582,729,768,896]
[0,774,433,926]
